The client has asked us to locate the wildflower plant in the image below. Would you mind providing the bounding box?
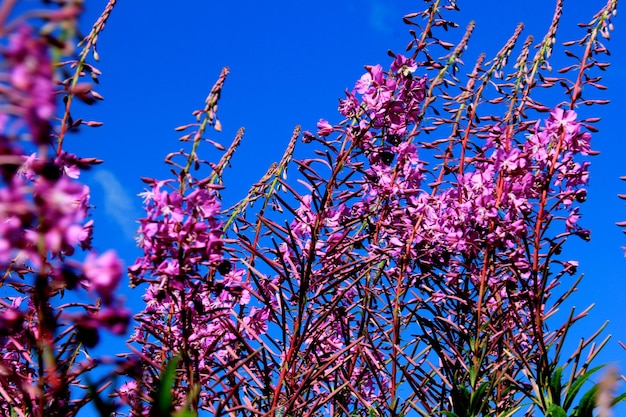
[0,0,624,416]
[0,0,128,415]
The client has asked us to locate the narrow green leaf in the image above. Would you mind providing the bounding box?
[549,366,563,406]
[149,356,180,417]
[498,405,522,417]
[469,365,477,387]
[563,365,604,411]
[572,385,598,417]
[451,385,470,417]
[611,391,626,406]
[468,382,489,416]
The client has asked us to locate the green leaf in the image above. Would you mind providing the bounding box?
[173,410,198,417]
[497,405,522,417]
[149,356,180,417]
[563,365,604,411]
[469,365,478,387]
[549,366,563,406]
[571,385,598,417]
[451,385,470,417]
[468,382,489,416]
[545,404,567,417]
[611,391,626,407]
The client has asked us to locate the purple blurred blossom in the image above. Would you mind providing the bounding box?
[83,250,124,306]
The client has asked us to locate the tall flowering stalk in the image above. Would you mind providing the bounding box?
[123,68,242,414]
[0,1,128,416]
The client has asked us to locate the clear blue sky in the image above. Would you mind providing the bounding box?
[72,0,626,403]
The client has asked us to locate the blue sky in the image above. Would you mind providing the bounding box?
[71,0,626,405]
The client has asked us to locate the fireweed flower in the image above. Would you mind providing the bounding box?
[252,55,433,408]
[316,119,334,136]
[89,0,616,414]
[129,180,224,286]
[127,170,274,409]
[83,250,124,306]
[268,49,597,413]
[0,15,128,416]
[3,25,55,144]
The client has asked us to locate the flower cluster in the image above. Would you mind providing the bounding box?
[125,175,282,412]
[124,78,277,410]
[0,24,127,323]
[276,55,429,407]
[288,47,596,412]
[0,11,128,415]
[3,25,55,144]
[129,180,223,286]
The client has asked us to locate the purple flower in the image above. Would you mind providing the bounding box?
[566,208,580,231]
[317,118,334,136]
[187,188,221,219]
[355,71,373,94]
[547,107,578,131]
[0,307,24,336]
[31,177,91,256]
[243,307,270,337]
[390,54,417,75]
[302,130,315,143]
[83,250,123,305]
[338,91,360,117]
[4,25,56,143]
[75,307,130,347]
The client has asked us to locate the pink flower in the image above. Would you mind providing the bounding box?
[547,107,577,131]
[243,307,270,337]
[75,307,130,347]
[390,54,417,75]
[0,307,24,336]
[338,91,360,117]
[316,119,334,136]
[83,250,123,305]
[566,208,580,231]
[117,381,138,405]
[5,25,56,143]
[355,71,373,94]
[187,188,221,219]
[98,307,131,335]
[302,130,315,143]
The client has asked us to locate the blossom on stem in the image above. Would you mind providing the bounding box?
[83,250,124,306]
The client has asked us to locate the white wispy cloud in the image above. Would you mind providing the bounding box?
[91,169,140,241]
[367,0,396,34]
